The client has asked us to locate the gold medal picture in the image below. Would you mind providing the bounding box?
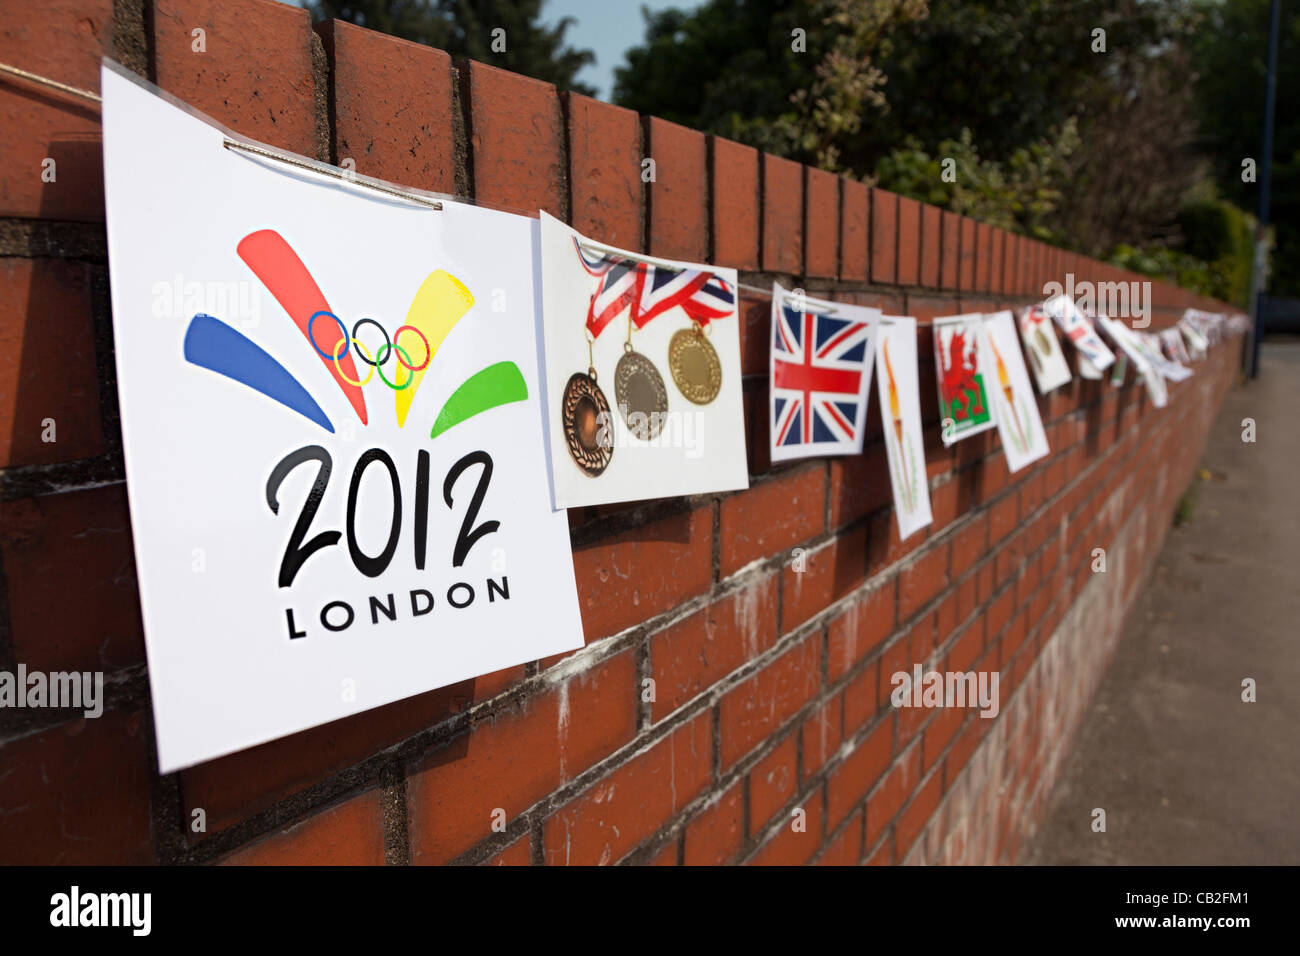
[669,323,722,404]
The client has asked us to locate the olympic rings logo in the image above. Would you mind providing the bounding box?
[307,311,432,391]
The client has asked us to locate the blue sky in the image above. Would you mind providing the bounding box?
[288,1,701,101]
[542,0,700,100]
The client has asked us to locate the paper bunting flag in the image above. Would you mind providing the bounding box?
[1017,303,1073,393]
[1160,327,1192,365]
[933,313,999,446]
[1045,296,1115,372]
[1095,314,1166,408]
[1178,316,1208,360]
[537,212,748,508]
[770,283,879,462]
[1136,331,1193,382]
[876,316,932,540]
[983,311,1050,473]
[1109,352,1128,387]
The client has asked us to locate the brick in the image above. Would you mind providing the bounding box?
[959,216,976,290]
[322,19,453,192]
[645,117,706,261]
[826,579,896,682]
[710,137,759,269]
[839,178,869,281]
[819,811,863,865]
[0,0,112,220]
[0,486,143,673]
[557,649,639,778]
[761,154,802,273]
[221,789,385,865]
[737,293,769,375]
[976,221,993,292]
[571,505,711,640]
[870,188,897,283]
[896,196,920,286]
[896,770,942,856]
[0,709,154,864]
[0,258,105,467]
[721,466,824,576]
[922,701,965,772]
[921,204,942,287]
[803,167,839,278]
[408,694,562,864]
[989,492,1020,545]
[941,210,960,289]
[646,839,679,865]
[781,525,867,631]
[865,741,920,846]
[951,513,990,571]
[543,711,711,865]
[185,681,474,837]
[826,717,891,824]
[719,634,819,768]
[801,694,843,777]
[683,780,744,865]
[750,792,823,865]
[486,832,533,866]
[897,540,950,622]
[649,574,778,721]
[749,733,797,828]
[462,60,564,218]
[565,93,642,250]
[843,658,879,734]
[827,440,891,528]
[990,228,1006,294]
[905,293,956,327]
[153,0,316,155]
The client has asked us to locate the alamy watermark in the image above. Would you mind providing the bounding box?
[0,665,104,718]
[890,664,1000,718]
[151,273,261,329]
[1043,272,1151,328]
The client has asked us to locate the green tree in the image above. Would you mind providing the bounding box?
[310,0,597,95]
[1192,0,1300,295]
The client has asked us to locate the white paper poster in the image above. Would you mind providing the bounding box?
[538,213,748,507]
[1095,313,1166,408]
[1160,327,1192,365]
[1136,331,1194,382]
[933,313,999,446]
[983,311,1050,473]
[1178,317,1208,360]
[1046,295,1115,372]
[101,65,583,771]
[770,283,878,462]
[876,316,932,540]
[1017,302,1072,393]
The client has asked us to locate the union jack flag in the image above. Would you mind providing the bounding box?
[575,238,734,337]
[771,302,872,454]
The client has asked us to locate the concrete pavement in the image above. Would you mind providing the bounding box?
[1023,338,1300,865]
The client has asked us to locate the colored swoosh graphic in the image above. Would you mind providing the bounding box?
[237,229,369,425]
[183,314,335,433]
[395,270,475,428]
[430,361,528,439]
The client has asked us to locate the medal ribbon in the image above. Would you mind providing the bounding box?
[575,238,734,339]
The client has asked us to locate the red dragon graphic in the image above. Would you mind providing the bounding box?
[940,330,985,421]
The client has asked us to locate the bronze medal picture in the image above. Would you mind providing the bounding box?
[614,344,668,440]
[561,371,613,477]
[668,325,722,405]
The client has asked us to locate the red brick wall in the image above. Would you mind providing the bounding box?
[0,0,1241,865]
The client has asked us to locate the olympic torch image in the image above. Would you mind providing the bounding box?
[990,337,1025,451]
[883,337,912,513]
